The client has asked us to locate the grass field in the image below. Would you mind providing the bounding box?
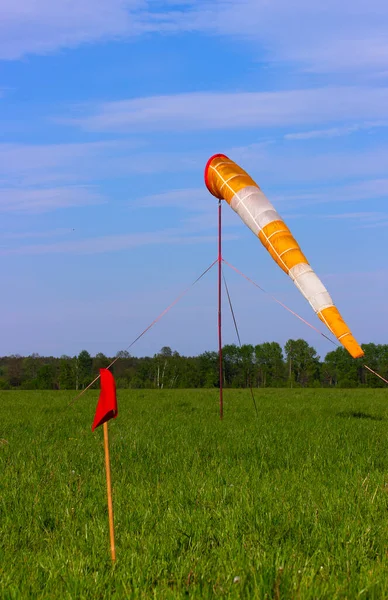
[2,389,388,599]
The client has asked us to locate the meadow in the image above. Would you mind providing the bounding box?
[1,389,388,599]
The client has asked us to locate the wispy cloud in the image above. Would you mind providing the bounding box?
[177,0,388,75]
[285,121,388,141]
[0,141,197,191]
[0,140,142,186]
[285,125,360,141]
[133,179,388,234]
[0,228,238,256]
[226,141,388,186]
[0,186,105,213]
[323,211,387,220]
[1,0,387,79]
[136,187,240,230]
[65,87,388,133]
[0,0,142,60]
[271,179,388,211]
[135,171,388,223]
[319,179,388,203]
[321,211,388,228]
[136,188,209,211]
[323,268,388,286]
[0,228,76,240]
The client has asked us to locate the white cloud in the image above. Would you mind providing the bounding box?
[293,35,388,74]
[270,179,388,211]
[136,188,209,211]
[323,211,387,220]
[0,141,121,185]
[327,179,388,201]
[0,229,238,255]
[320,211,388,228]
[2,138,388,222]
[133,178,388,235]
[227,143,388,186]
[0,228,76,239]
[285,126,361,141]
[67,87,388,133]
[0,0,142,60]
[285,121,388,141]
[177,0,388,74]
[135,187,241,230]
[1,0,387,78]
[0,186,105,213]
[0,141,110,167]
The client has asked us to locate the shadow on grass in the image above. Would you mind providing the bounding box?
[337,411,384,421]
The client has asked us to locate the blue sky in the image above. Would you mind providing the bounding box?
[1,0,387,360]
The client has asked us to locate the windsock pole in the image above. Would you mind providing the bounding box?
[218,199,223,420]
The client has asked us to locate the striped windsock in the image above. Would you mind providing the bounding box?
[204,153,364,359]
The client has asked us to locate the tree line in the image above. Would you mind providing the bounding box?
[0,340,387,390]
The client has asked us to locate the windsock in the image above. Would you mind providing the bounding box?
[204,154,364,359]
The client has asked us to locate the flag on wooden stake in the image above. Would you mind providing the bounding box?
[91,369,118,431]
[92,368,118,561]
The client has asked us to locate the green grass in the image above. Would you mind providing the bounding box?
[1,389,388,599]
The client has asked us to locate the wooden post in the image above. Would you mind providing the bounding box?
[103,421,116,561]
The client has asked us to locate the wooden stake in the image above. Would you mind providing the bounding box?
[103,421,116,561]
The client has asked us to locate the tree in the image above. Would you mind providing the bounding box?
[115,350,131,359]
[222,344,241,387]
[255,342,285,387]
[284,339,320,387]
[198,351,218,388]
[37,364,56,389]
[59,356,75,389]
[22,354,41,383]
[322,347,359,388]
[361,344,387,388]
[77,350,93,389]
[93,352,110,373]
[0,378,10,390]
[0,337,386,390]
[160,346,173,358]
[7,355,23,387]
[240,344,255,387]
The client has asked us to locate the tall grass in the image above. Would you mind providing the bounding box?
[1,389,388,598]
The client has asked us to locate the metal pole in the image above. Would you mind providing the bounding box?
[218,200,223,420]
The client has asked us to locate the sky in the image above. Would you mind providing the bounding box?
[1,0,388,361]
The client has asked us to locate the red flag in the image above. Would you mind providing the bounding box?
[91,369,118,431]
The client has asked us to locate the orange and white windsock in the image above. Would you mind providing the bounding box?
[204,153,364,359]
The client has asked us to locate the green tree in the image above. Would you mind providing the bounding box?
[59,356,75,389]
[77,350,93,389]
[160,346,173,358]
[22,354,41,384]
[284,339,320,387]
[93,352,110,373]
[37,364,56,389]
[115,350,130,359]
[222,344,241,387]
[198,351,218,388]
[7,355,23,387]
[322,347,359,388]
[0,378,10,390]
[255,342,285,387]
[361,344,387,388]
